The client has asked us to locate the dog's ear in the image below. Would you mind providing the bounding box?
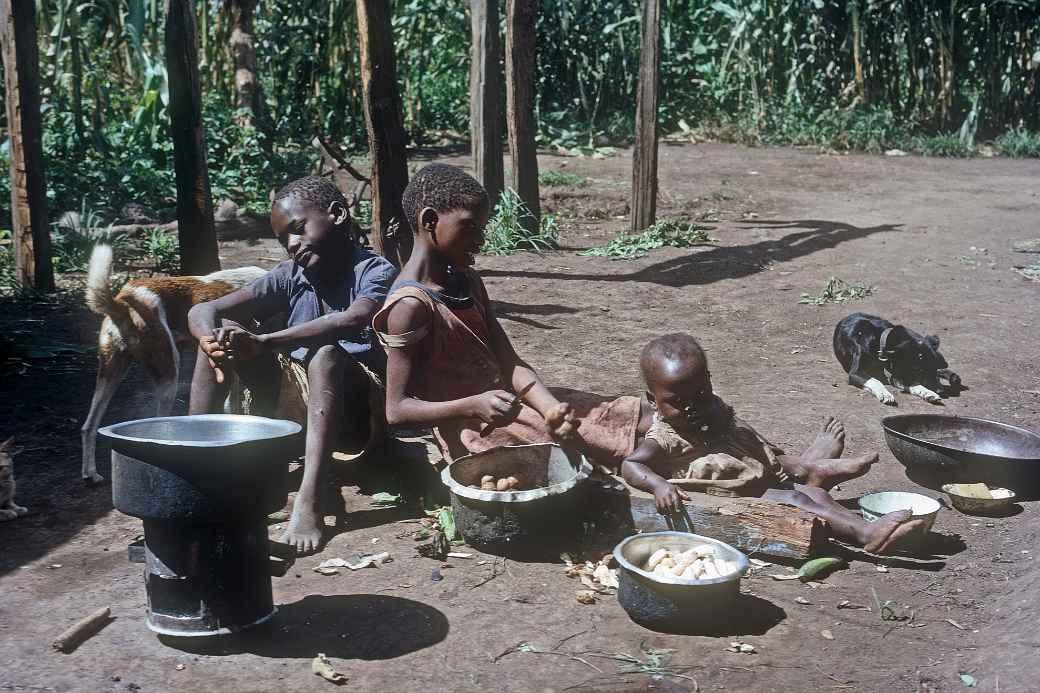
[887,325,912,346]
[926,334,940,350]
[0,437,13,453]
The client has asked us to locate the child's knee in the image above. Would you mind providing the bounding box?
[307,345,349,378]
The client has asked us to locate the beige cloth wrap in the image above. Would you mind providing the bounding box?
[646,413,787,495]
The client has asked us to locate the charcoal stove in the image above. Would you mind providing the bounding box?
[99,414,302,637]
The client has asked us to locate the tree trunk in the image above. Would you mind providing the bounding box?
[1,0,54,291]
[356,0,411,266]
[70,9,83,145]
[505,0,539,230]
[227,0,259,128]
[630,0,661,233]
[165,0,220,274]
[470,0,503,208]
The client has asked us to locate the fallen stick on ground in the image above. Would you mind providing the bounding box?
[52,607,112,653]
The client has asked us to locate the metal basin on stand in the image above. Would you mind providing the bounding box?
[100,415,302,637]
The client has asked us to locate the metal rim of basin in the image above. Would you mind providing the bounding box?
[882,414,1040,462]
[441,444,593,502]
[613,531,749,587]
[99,414,302,448]
[857,491,941,518]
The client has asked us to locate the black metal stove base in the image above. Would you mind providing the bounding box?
[142,520,274,637]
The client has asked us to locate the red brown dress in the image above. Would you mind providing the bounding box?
[372,269,642,465]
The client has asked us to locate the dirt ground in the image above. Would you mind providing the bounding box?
[2,143,1039,692]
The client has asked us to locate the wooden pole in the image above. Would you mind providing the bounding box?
[356,0,411,266]
[505,0,539,229]
[228,0,260,129]
[165,0,220,274]
[630,0,661,233]
[469,0,503,208]
[1,0,54,291]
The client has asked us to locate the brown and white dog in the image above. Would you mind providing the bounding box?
[81,245,266,482]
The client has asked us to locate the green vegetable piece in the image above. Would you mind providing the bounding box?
[370,491,402,506]
[797,556,847,582]
[437,506,459,543]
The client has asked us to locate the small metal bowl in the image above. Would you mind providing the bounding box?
[858,491,941,541]
[613,532,748,631]
[942,484,1017,515]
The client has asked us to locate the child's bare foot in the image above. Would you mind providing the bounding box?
[861,509,922,554]
[280,495,324,555]
[799,452,878,489]
[801,417,845,462]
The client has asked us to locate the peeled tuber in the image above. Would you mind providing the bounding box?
[475,474,523,492]
[643,544,737,581]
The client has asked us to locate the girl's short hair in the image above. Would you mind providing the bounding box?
[401,163,488,233]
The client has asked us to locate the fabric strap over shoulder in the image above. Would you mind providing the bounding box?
[377,323,430,348]
[373,289,434,349]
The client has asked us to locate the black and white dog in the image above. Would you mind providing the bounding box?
[833,312,962,406]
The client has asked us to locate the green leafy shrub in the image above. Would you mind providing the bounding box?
[538,171,587,187]
[482,189,560,255]
[799,277,875,305]
[143,229,180,274]
[994,129,1040,158]
[582,221,716,260]
[909,134,975,158]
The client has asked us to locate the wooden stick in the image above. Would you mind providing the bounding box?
[52,607,112,653]
[312,131,371,184]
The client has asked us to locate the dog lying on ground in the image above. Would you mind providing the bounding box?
[833,312,962,406]
[81,246,266,482]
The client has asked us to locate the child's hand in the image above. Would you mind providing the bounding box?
[469,390,521,424]
[213,325,266,362]
[651,479,689,516]
[545,402,581,441]
[199,335,230,384]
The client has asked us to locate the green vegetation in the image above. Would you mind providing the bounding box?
[0,0,1037,241]
[581,221,716,260]
[799,277,875,305]
[482,189,560,255]
[994,129,1040,159]
[538,171,587,188]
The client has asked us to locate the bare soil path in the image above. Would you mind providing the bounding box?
[1,143,1038,692]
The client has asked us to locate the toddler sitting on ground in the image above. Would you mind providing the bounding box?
[621,333,922,554]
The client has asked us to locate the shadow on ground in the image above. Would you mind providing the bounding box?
[483,219,903,288]
[629,594,786,637]
[160,594,449,659]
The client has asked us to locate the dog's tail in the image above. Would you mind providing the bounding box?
[86,245,130,322]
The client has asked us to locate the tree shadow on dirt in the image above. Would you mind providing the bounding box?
[0,295,128,578]
[159,594,449,659]
[491,300,581,330]
[482,219,903,288]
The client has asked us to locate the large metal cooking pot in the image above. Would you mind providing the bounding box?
[882,414,1040,498]
[441,443,591,553]
[100,414,302,520]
